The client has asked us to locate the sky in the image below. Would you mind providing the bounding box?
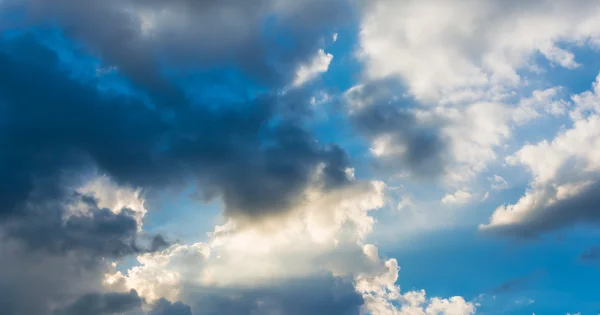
[1,0,600,314]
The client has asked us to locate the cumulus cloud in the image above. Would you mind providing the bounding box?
[359,0,600,104]
[0,1,483,314]
[109,180,386,300]
[349,0,600,193]
[344,79,562,186]
[101,178,475,315]
[357,254,476,315]
[481,74,600,237]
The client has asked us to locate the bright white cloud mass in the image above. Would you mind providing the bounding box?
[1,0,600,314]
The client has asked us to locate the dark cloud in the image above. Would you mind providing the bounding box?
[184,275,363,315]
[54,290,143,315]
[6,193,167,258]
[149,299,192,315]
[0,33,350,222]
[481,181,600,238]
[0,240,109,315]
[16,0,354,99]
[53,291,195,315]
[346,81,447,179]
[0,25,352,315]
[0,2,360,314]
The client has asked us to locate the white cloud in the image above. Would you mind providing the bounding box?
[481,191,490,201]
[481,73,600,236]
[354,0,600,190]
[68,175,148,229]
[514,87,570,124]
[442,190,472,205]
[107,180,386,299]
[397,197,414,211]
[359,0,600,104]
[489,175,508,191]
[293,49,333,87]
[103,179,472,314]
[356,253,476,315]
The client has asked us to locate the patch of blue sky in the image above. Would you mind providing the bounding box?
[303,22,376,180]
[538,43,600,95]
[320,23,363,93]
[179,67,269,106]
[380,228,600,314]
[143,183,224,245]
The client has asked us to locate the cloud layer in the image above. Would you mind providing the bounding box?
[3,0,600,314]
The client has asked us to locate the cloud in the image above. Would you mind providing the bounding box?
[16,0,354,97]
[358,0,600,104]
[349,0,600,192]
[0,239,110,315]
[0,33,352,224]
[344,81,448,179]
[343,77,566,188]
[148,299,192,315]
[53,290,143,315]
[441,190,473,205]
[7,200,161,258]
[293,49,334,87]
[0,10,367,315]
[103,178,474,315]
[357,255,476,315]
[110,180,385,301]
[489,175,509,191]
[184,275,364,315]
[481,73,600,237]
[53,291,192,315]
[0,2,481,315]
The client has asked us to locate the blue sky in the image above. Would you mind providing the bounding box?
[1,1,600,315]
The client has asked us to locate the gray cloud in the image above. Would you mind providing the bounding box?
[16,0,354,100]
[54,290,143,315]
[346,80,448,179]
[149,299,192,315]
[0,240,109,315]
[184,275,363,315]
[54,291,193,315]
[481,181,600,238]
[0,33,350,222]
[6,194,167,258]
